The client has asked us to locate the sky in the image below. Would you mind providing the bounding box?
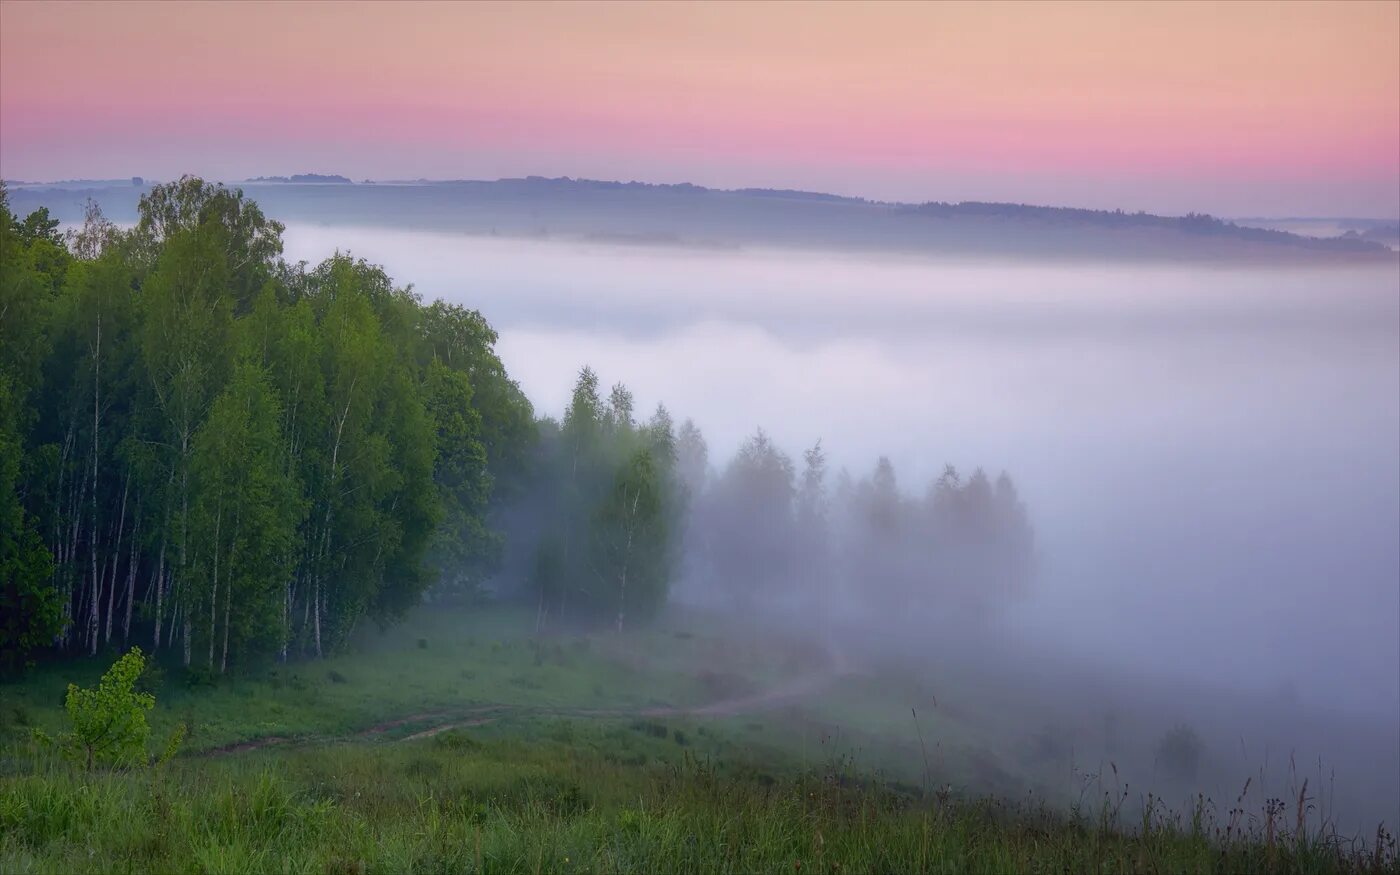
[2,0,1397,217]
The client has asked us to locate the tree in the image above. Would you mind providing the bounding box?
[1,177,554,666]
[795,440,831,622]
[140,219,235,664]
[606,382,635,434]
[14,206,64,248]
[189,363,304,671]
[66,199,120,261]
[133,175,283,312]
[416,301,534,497]
[704,429,796,606]
[593,448,669,633]
[55,647,155,770]
[423,360,497,595]
[675,418,708,496]
[796,440,828,537]
[0,375,59,674]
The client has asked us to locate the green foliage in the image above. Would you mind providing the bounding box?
[521,368,683,630]
[424,360,499,594]
[188,361,305,669]
[12,206,63,248]
[156,720,186,767]
[1,177,541,668]
[0,375,59,675]
[54,648,156,770]
[592,447,671,631]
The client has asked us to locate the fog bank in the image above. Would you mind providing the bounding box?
[282,224,1400,827]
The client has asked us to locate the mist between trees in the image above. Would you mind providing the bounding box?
[0,176,1032,676]
[498,386,1035,641]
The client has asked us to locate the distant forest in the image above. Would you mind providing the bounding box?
[0,177,1034,675]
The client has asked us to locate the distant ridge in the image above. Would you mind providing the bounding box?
[373,175,870,205]
[897,201,1389,253]
[7,173,1394,260]
[360,175,1391,246]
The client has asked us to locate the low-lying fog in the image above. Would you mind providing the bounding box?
[282,224,1399,828]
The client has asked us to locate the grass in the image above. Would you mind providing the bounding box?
[1,603,1396,873]
[0,606,713,756]
[3,728,1393,874]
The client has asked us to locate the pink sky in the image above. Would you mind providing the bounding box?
[2,1,1397,216]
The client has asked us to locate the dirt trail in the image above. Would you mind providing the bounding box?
[202,650,853,757]
[684,669,840,717]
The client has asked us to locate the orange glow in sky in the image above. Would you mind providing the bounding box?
[2,1,1396,215]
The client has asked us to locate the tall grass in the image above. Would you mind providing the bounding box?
[2,727,1394,874]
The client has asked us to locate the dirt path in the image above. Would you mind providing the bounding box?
[202,656,852,757]
[195,629,860,760]
[684,669,839,717]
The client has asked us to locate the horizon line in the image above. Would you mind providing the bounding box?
[4,173,1399,224]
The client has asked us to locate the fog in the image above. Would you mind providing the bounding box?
[281,224,1399,831]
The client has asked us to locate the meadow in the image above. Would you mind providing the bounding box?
[2,603,1394,874]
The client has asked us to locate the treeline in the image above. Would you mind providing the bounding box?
[1,176,1038,676]
[505,376,1036,633]
[0,178,534,673]
[501,369,683,634]
[680,431,1035,626]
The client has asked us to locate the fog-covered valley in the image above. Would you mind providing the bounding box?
[5,1,1397,868]
[275,224,1400,832]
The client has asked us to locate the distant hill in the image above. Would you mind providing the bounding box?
[899,201,1388,254]
[7,175,1394,263]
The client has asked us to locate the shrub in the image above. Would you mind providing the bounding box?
[38,647,183,770]
[50,648,154,770]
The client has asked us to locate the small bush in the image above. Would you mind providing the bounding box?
[417,638,429,650]
[326,670,349,684]
[39,648,162,770]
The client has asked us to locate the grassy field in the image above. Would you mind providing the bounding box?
[2,602,1395,873]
